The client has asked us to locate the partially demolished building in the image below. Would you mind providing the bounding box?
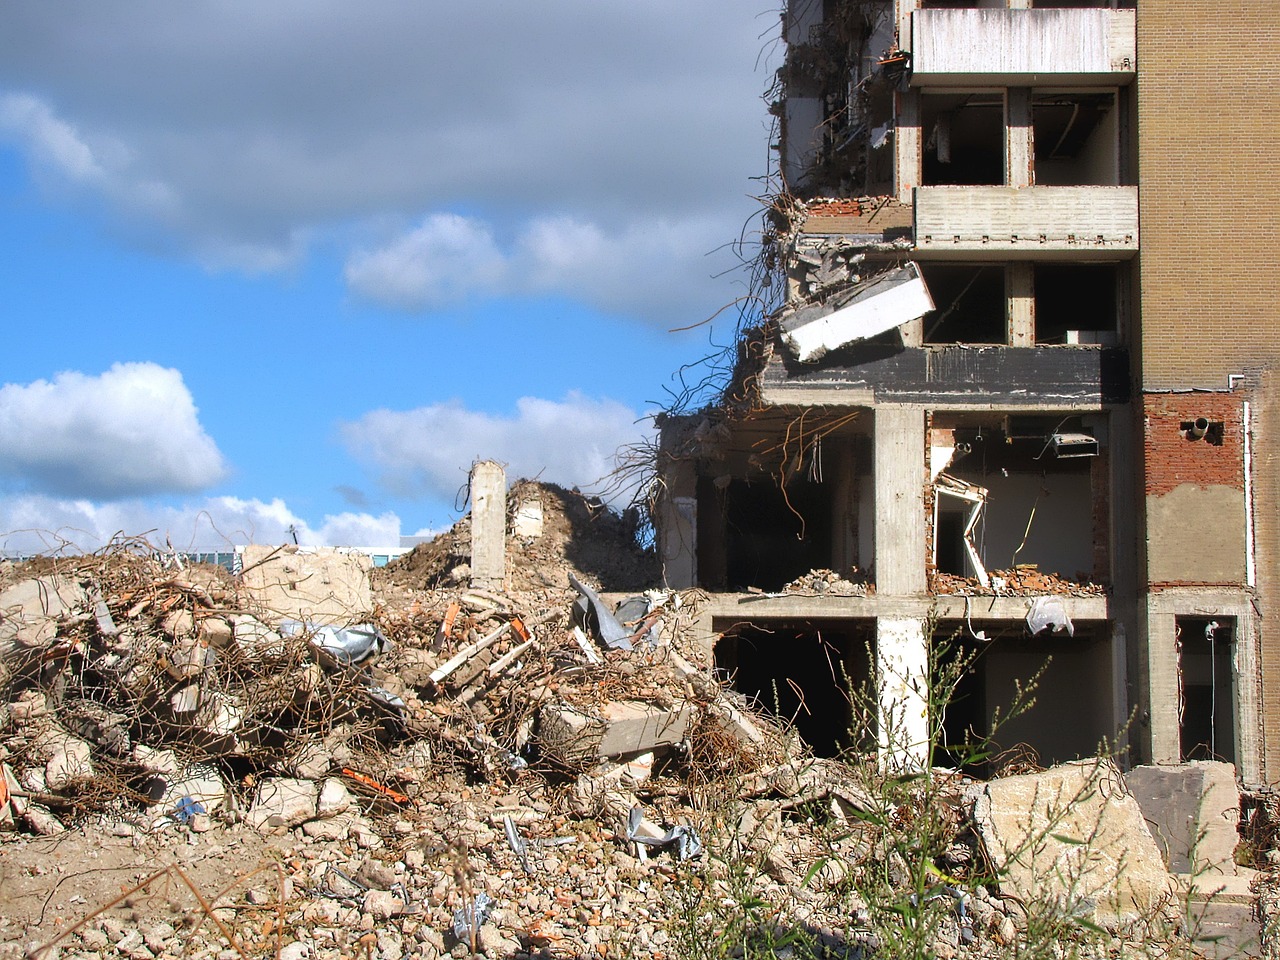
[656,0,1280,782]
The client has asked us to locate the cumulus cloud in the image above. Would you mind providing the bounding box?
[344,213,507,309]
[345,211,735,321]
[0,3,767,309]
[340,393,650,503]
[0,493,401,557]
[0,362,227,499]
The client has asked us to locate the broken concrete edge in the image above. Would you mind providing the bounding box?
[969,758,1177,925]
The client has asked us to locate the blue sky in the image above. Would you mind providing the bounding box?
[0,3,778,554]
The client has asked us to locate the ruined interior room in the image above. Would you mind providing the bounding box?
[931,412,1107,585]
[936,620,1116,771]
[714,618,877,757]
[1177,615,1237,764]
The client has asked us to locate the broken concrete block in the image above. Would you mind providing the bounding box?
[971,759,1174,923]
[231,614,284,655]
[163,609,195,639]
[780,262,934,362]
[31,726,95,790]
[132,744,181,776]
[248,777,320,833]
[149,763,227,818]
[241,545,374,624]
[197,615,234,649]
[538,700,696,762]
[0,576,86,651]
[316,777,353,819]
[1126,761,1240,877]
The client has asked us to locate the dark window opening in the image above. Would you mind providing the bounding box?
[935,624,1114,774]
[716,620,875,757]
[1033,263,1118,344]
[1178,616,1236,763]
[922,264,1006,343]
[1034,0,1135,8]
[1033,93,1118,185]
[717,478,833,592]
[922,93,1004,186]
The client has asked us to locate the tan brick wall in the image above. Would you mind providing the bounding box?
[1138,2,1280,390]
[1138,2,1280,779]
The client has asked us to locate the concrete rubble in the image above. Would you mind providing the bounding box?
[0,479,1274,959]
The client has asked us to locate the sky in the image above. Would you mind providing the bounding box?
[0,2,781,556]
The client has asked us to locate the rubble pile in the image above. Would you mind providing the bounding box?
[0,485,1268,959]
[932,564,1108,597]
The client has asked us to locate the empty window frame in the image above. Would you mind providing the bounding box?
[922,93,1005,186]
[921,264,1006,343]
[1032,92,1119,185]
[1033,263,1118,344]
[1177,616,1236,763]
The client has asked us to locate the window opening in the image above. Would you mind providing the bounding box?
[1033,263,1118,344]
[921,264,1006,343]
[1032,92,1118,185]
[1177,616,1236,763]
[922,93,1004,186]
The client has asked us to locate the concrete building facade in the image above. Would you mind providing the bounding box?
[656,0,1279,782]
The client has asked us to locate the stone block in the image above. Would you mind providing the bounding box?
[1126,761,1240,877]
[240,545,373,624]
[539,700,696,761]
[0,576,86,651]
[971,759,1174,923]
[247,777,319,833]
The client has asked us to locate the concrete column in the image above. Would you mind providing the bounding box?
[657,458,697,589]
[899,316,924,348]
[895,90,922,202]
[1146,609,1181,764]
[1006,262,1034,346]
[469,461,507,591]
[877,617,930,771]
[874,406,927,595]
[1006,88,1033,187]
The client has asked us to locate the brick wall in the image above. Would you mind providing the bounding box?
[1142,392,1244,498]
[1138,1,1280,391]
[1139,0,1280,780]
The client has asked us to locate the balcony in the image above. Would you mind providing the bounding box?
[911,8,1135,86]
[914,185,1138,256]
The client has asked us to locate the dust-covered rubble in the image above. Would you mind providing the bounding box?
[0,483,1272,959]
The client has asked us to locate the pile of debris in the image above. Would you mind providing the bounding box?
[932,565,1108,598]
[0,481,1269,959]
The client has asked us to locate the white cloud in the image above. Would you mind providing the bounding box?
[0,493,401,557]
[0,4,768,314]
[344,211,737,322]
[0,362,227,499]
[344,213,507,309]
[340,392,650,503]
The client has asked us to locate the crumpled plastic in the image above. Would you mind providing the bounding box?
[569,574,632,651]
[1026,596,1074,637]
[279,621,390,666]
[452,892,494,940]
[627,806,703,861]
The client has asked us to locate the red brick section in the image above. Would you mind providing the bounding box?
[1142,392,1244,498]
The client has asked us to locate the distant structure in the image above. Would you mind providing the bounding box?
[656,0,1280,781]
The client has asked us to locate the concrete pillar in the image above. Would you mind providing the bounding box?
[1146,609,1181,764]
[1006,262,1034,346]
[899,316,924,348]
[1006,88,1033,187]
[895,90,922,202]
[874,406,927,595]
[657,458,697,589]
[877,617,930,771]
[469,461,506,591]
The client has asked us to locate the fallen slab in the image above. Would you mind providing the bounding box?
[1125,761,1240,877]
[538,700,696,762]
[240,545,373,624]
[971,759,1174,924]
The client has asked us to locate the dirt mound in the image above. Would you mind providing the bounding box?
[377,479,659,596]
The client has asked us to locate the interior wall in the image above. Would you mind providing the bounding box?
[949,466,1094,578]
[982,629,1114,764]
